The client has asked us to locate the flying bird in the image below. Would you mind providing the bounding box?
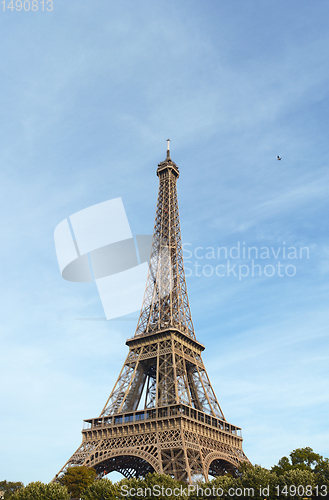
[277,155,282,160]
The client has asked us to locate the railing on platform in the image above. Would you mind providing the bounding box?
[83,404,242,437]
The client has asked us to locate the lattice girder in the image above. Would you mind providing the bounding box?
[135,155,195,339]
[98,330,224,419]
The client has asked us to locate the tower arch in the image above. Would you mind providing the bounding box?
[204,451,241,479]
[90,451,159,478]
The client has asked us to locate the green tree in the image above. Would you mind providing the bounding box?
[81,478,118,500]
[272,447,324,475]
[0,481,24,499]
[239,463,278,500]
[313,458,329,496]
[118,473,185,500]
[203,473,238,499]
[276,468,316,499]
[271,447,329,498]
[205,463,279,500]
[271,455,292,475]
[59,466,97,499]
[290,447,323,468]
[11,481,69,500]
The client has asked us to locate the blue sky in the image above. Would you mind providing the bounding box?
[1,0,329,485]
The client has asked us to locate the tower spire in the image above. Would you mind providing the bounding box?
[134,141,194,339]
[166,138,170,158]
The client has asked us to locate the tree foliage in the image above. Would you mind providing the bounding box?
[81,478,118,500]
[191,450,328,500]
[11,481,69,500]
[117,473,185,500]
[272,446,326,475]
[59,466,96,498]
[198,463,277,500]
[0,481,23,499]
[271,448,329,498]
[3,447,329,500]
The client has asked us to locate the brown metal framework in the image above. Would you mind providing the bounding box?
[54,145,249,483]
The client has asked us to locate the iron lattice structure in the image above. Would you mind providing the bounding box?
[54,144,249,483]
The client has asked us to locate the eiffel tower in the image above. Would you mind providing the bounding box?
[54,141,249,483]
